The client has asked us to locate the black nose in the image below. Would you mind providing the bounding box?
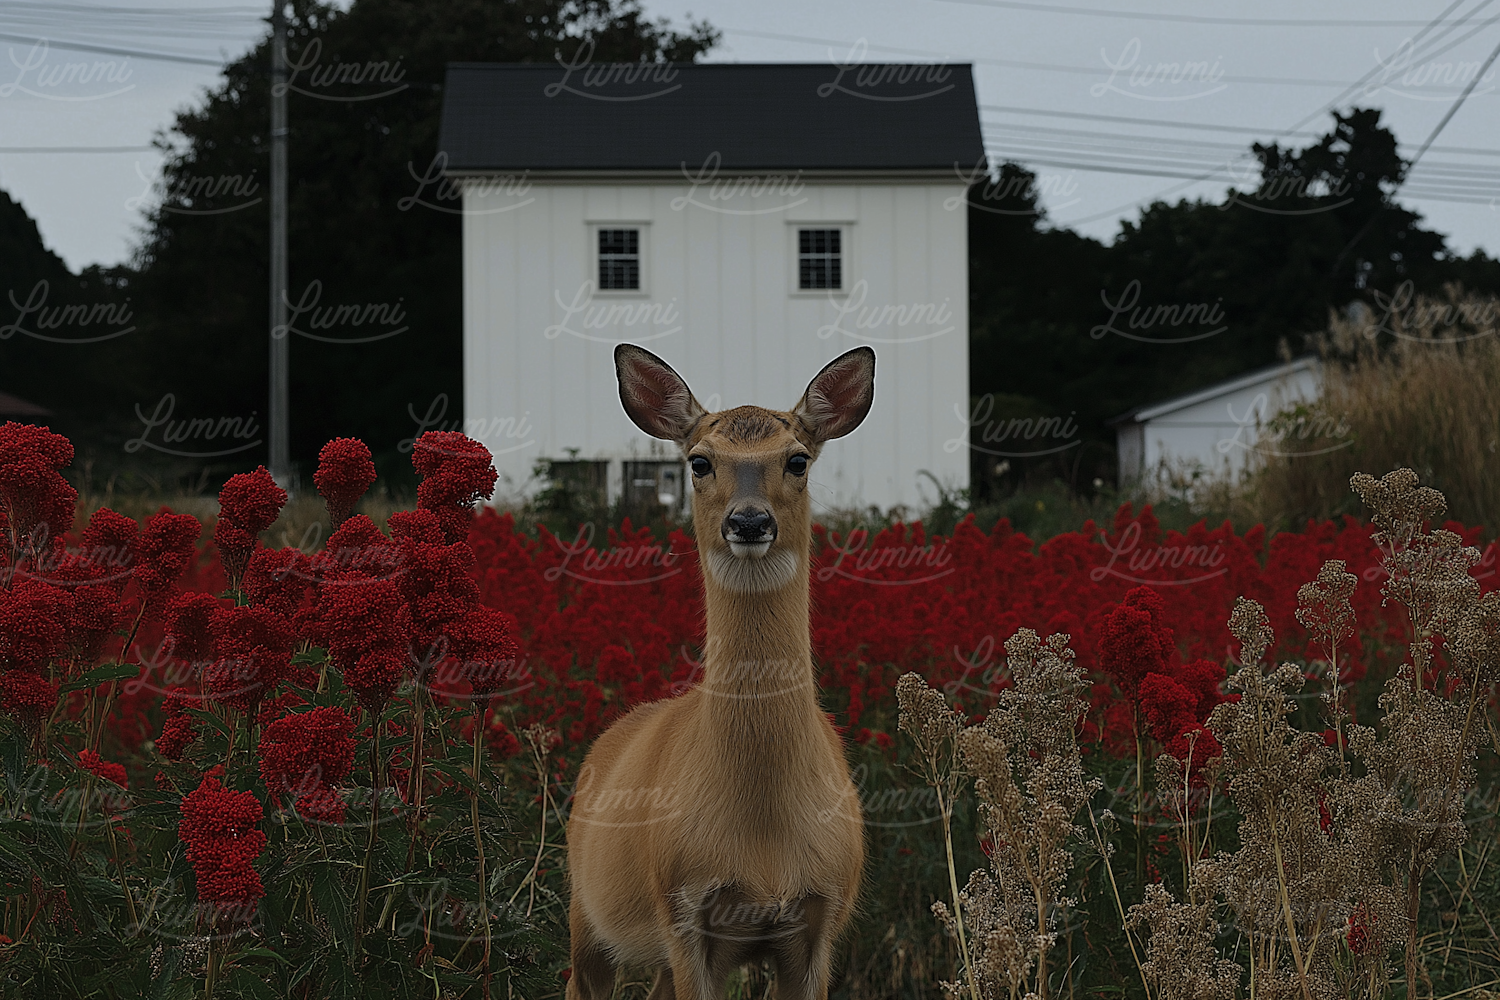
[725,509,773,541]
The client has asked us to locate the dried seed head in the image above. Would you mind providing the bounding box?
[1296,559,1358,656]
[1228,597,1274,667]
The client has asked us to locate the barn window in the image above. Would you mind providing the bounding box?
[598,228,640,290]
[798,229,842,290]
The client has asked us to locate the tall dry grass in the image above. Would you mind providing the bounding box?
[1248,285,1500,530]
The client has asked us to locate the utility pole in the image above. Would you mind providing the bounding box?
[268,0,290,485]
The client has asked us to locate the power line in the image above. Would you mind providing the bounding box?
[0,2,261,13]
[1281,0,1498,134]
[0,30,227,65]
[720,27,1353,87]
[0,145,155,152]
[934,0,1496,29]
[978,104,1500,157]
[1030,0,1500,226]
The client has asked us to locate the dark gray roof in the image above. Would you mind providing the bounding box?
[439,62,983,173]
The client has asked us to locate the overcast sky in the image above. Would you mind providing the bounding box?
[2,0,1496,272]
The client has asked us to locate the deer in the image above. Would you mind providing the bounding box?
[564,344,874,1000]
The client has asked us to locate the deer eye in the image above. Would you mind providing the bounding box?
[690,456,712,477]
[786,454,809,477]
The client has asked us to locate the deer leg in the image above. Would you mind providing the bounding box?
[769,895,834,1000]
[664,884,766,1000]
[567,899,618,1000]
[646,966,677,1000]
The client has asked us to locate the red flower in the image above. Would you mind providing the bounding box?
[77,748,127,788]
[1163,726,1221,787]
[411,432,497,544]
[155,687,198,760]
[1138,672,1197,744]
[446,605,520,702]
[259,706,356,824]
[0,579,68,670]
[243,546,308,618]
[203,605,292,717]
[312,576,408,713]
[314,438,377,529]
[214,467,287,587]
[1346,903,1377,956]
[165,592,222,664]
[1097,586,1175,701]
[178,776,266,914]
[133,511,202,615]
[78,507,138,592]
[0,422,77,560]
[0,669,58,733]
[1172,658,1227,722]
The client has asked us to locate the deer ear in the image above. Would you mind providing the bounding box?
[615,344,707,446]
[793,347,875,444]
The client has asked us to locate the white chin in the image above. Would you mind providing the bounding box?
[727,540,773,559]
[704,546,799,593]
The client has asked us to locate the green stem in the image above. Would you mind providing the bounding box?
[1086,809,1151,1000]
[354,719,381,961]
[204,933,220,999]
[404,689,427,875]
[937,781,981,1000]
[470,704,492,996]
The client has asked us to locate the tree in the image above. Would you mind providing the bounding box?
[967,108,1500,490]
[118,0,716,481]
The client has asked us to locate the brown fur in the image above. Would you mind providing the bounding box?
[565,347,875,1000]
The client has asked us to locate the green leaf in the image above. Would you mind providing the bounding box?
[228,947,291,967]
[183,708,231,736]
[59,662,141,694]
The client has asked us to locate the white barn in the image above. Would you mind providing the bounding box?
[438,62,982,514]
[1110,357,1326,486]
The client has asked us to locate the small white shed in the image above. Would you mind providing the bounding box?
[1110,357,1325,485]
[438,62,982,514]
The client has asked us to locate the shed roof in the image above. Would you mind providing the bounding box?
[0,391,50,417]
[438,62,983,173]
[1109,357,1321,426]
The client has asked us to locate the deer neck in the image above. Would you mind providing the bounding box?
[697,547,820,738]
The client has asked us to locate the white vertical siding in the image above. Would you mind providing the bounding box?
[462,178,970,512]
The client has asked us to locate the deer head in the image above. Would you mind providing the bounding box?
[615,344,875,594]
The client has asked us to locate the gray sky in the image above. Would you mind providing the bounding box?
[2,0,1496,272]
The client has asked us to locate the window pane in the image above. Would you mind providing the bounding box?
[798,228,842,290]
[599,228,640,290]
